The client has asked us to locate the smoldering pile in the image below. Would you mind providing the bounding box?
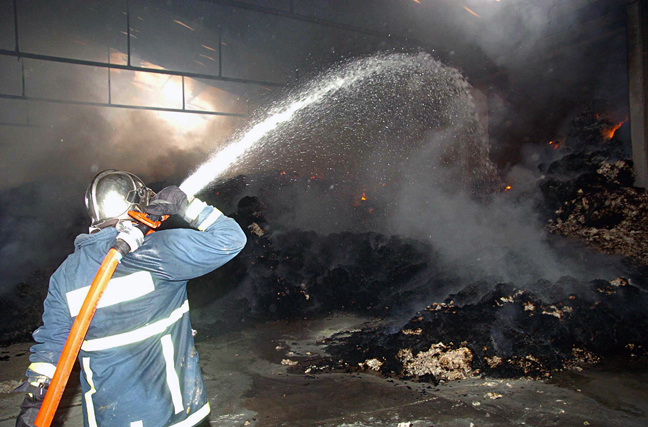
[184,161,648,384]
[539,108,648,264]
[186,175,454,328]
[304,277,648,383]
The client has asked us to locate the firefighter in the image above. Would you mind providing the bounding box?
[16,169,246,427]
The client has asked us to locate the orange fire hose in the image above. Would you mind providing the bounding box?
[34,248,123,427]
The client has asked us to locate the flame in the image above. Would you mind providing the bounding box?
[352,192,368,207]
[548,140,562,150]
[504,185,512,192]
[602,117,628,140]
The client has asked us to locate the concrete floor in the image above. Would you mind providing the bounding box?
[2,315,647,426]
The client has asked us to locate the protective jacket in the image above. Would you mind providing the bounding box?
[28,204,246,427]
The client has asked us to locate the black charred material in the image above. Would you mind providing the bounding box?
[539,105,648,263]
[316,278,648,384]
[0,270,51,344]
[562,107,627,156]
[189,218,440,323]
[187,179,451,328]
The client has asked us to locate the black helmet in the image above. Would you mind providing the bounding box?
[85,170,153,228]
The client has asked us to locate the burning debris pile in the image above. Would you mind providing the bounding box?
[183,166,648,385]
[188,187,450,326]
[306,277,648,383]
[539,108,648,263]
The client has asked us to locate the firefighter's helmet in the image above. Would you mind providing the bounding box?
[85,169,153,229]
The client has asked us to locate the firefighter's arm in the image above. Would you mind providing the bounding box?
[28,274,72,378]
[129,186,246,281]
[18,275,72,426]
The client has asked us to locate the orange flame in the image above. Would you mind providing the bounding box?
[548,140,562,150]
[602,117,628,140]
[361,192,367,201]
[504,185,512,192]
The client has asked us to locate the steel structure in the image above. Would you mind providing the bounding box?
[0,0,424,126]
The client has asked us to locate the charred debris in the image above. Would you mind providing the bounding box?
[188,105,648,384]
[3,106,648,385]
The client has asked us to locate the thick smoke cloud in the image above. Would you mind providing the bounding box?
[425,0,630,167]
[390,137,622,289]
[1,105,243,188]
[195,53,624,295]
[0,99,244,291]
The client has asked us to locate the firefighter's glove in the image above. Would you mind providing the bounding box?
[15,381,48,427]
[144,186,189,220]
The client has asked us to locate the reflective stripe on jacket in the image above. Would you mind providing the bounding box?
[29,205,246,427]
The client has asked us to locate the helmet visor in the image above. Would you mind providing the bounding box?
[86,170,151,226]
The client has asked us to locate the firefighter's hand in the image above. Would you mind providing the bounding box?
[144,186,189,218]
[15,383,47,427]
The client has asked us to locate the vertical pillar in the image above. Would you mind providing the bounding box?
[627,0,648,188]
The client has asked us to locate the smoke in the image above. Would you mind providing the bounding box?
[0,98,245,291]
[425,0,630,168]
[1,106,243,187]
[206,52,626,298]
[387,139,625,300]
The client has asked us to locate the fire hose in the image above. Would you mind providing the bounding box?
[34,212,167,427]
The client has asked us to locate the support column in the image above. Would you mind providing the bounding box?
[627,0,648,188]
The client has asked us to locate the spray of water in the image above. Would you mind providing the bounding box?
[179,53,477,198]
[180,69,369,196]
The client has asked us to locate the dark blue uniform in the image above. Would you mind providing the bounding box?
[28,204,246,426]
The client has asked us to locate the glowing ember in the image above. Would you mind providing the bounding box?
[173,19,195,31]
[361,192,367,201]
[504,185,512,191]
[463,6,481,17]
[548,140,562,150]
[602,117,628,140]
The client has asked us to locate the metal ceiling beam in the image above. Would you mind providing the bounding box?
[0,93,248,118]
[199,0,422,47]
[0,49,284,89]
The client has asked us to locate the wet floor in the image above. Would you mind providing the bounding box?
[1,315,647,426]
